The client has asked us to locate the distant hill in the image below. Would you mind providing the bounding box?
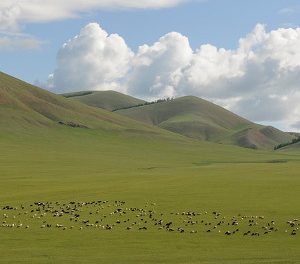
[0,72,172,137]
[289,132,300,138]
[115,96,294,149]
[279,141,300,151]
[226,126,295,150]
[117,96,249,140]
[273,135,300,151]
[63,90,145,111]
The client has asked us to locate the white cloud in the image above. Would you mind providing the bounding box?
[49,23,300,131]
[0,34,41,50]
[279,6,300,15]
[176,24,300,130]
[127,32,193,99]
[49,23,133,93]
[0,0,192,32]
[279,7,295,15]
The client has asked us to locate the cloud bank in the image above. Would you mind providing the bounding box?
[0,0,192,50]
[0,34,41,49]
[0,0,191,32]
[48,23,300,130]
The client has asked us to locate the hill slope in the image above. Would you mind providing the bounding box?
[281,142,300,151]
[115,96,294,149]
[276,138,300,151]
[0,72,173,137]
[63,90,145,111]
[226,126,295,150]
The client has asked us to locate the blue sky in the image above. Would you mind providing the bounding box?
[1,0,299,83]
[1,0,300,131]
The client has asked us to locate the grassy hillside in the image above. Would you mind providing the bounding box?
[1,72,300,263]
[0,72,177,139]
[116,96,294,149]
[224,126,295,150]
[63,90,145,111]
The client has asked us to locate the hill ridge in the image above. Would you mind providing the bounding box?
[62,90,145,111]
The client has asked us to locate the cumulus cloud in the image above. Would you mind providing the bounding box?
[49,23,300,131]
[127,32,193,99]
[0,0,192,32]
[49,23,133,93]
[176,24,300,130]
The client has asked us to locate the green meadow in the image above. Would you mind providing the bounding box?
[1,127,300,263]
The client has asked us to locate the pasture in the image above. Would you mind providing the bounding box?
[0,127,300,263]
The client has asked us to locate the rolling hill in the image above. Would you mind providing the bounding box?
[115,96,294,149]
[63,90,145,111]
[0,71,173,138]
[62,89,294,150]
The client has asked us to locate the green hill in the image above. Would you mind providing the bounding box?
[62,90,294,150]
[63,90,145,111]
[116,96,294,149]
[0,72,172,137]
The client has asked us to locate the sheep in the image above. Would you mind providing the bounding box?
[1,200,298,239]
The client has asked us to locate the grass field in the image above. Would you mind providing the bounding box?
[1,127,300,263]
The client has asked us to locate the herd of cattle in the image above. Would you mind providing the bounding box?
[0,200,298,237]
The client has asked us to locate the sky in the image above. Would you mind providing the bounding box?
[1,0,300,131]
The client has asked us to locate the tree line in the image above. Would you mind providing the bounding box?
[112,97,174,112]
[274,136,300,150]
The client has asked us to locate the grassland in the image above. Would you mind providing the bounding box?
[1,126,300,263]
[1,72,300,263]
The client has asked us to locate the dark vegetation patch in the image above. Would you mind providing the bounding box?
[112,98,174,112]
[138,167,163,170]
[266,159,289,163]
[63,91,94,98]
[274,137,300,150]
[58,121,89,129]
[193,160,288,166]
